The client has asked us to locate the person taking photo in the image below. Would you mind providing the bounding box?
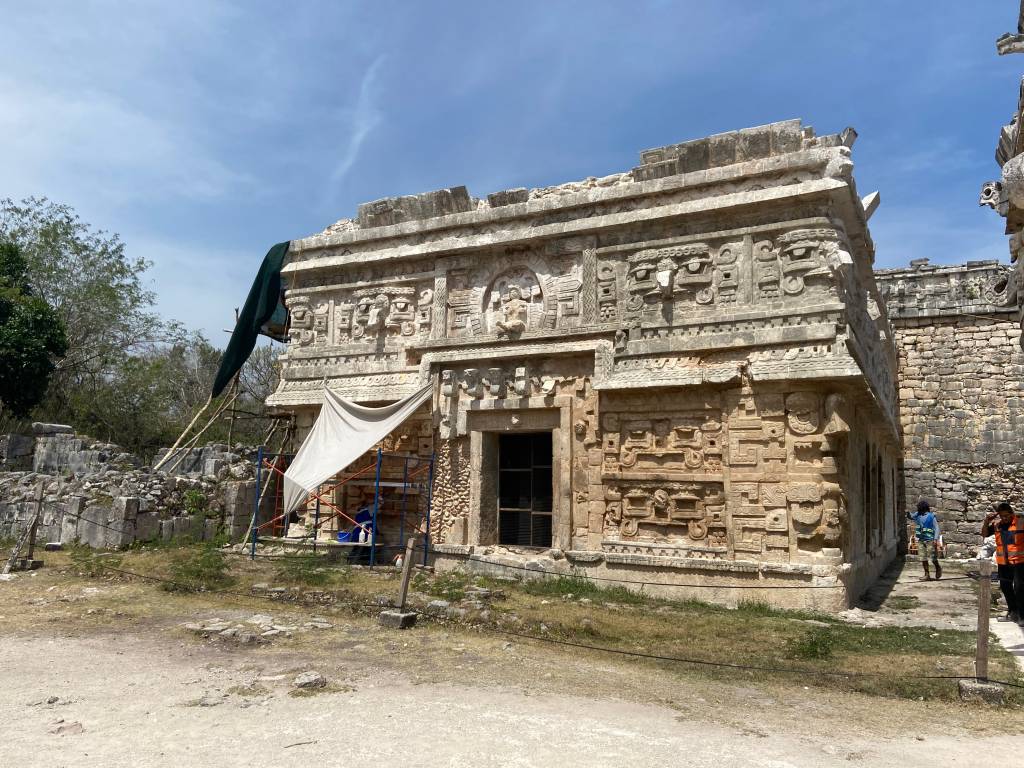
[982,501,1024,626]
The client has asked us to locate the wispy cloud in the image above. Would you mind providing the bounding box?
[0,1,1016,344]
[876,137,980,179]
[327,56,387,194]
[0,76,254,210]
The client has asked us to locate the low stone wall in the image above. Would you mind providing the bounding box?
[0,427,268,549]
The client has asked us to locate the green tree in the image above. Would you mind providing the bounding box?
[0,197,280,454]
[0,197,176,422]
[0,241,68,419]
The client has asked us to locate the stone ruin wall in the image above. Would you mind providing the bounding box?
[268,119,903,607]
[876,259,1024,556]
[0,424,264,549]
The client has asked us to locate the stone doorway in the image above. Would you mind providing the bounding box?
[497,432,553,547]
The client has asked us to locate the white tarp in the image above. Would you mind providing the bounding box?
[282,384,433,517]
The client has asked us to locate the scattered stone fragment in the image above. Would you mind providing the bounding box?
[48,720,84,735]
[293,672,327,690]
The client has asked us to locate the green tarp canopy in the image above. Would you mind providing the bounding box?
[211,241,289,398]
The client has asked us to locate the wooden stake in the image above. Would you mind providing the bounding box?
[397,536,417,612]
[153,395,213,471]
[25,482,42,561]
[227,307,241,447]
[3,482,43,575]
[976,559,991,681]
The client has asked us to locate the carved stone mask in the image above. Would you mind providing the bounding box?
[785,392,820,435]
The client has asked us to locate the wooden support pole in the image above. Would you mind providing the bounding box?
[25,483,42,561]
[976,559,991,681]
[397,536,417,612]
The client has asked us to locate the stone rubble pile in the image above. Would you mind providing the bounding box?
[0,424,264,549]
[181,613,334,644]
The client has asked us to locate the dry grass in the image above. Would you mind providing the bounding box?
[2,546,1021,708]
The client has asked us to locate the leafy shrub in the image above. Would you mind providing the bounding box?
[182,489,209,517]
[163,544,233,592]
[68,544,123,577]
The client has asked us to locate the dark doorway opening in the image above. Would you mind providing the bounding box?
[498,432,553,547]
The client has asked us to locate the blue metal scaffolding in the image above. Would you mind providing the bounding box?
[250,448,434,568]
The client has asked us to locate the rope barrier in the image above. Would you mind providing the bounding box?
[42,512,974,591]
[488,626,1024,689]
[37,510,978,592]
[82,563,1024,692]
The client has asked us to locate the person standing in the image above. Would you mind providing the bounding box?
[908,500,942,580]
[982,502,1024,625]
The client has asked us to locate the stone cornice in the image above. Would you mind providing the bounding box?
[283,150,852,274]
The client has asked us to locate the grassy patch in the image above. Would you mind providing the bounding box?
[163,545,233,593]
[414,569,472,602]
[274,554,350,587]
[12,547,1022,707]
[886,595,922,611]
[517,571,649,606]
[288,682,355,698]
[418,569,1024,704]
[785,626,835,660]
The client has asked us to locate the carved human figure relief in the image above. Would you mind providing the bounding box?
[494,285,529,337]
[482,266,545,336]
[366,294,391,332]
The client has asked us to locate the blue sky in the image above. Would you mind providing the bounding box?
[1,1,1020,341]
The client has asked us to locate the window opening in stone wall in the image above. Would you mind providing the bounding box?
[498,432,553,547]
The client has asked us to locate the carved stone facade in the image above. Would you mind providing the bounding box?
[981,4,1024,349]
[876,259,1024,556]
[269,119,901,609]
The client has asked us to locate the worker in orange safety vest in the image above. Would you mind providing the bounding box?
[982,501,1024,626]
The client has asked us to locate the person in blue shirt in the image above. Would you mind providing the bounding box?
[908,499,942,580]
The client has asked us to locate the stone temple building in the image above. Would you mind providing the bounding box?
[267,119,902,609]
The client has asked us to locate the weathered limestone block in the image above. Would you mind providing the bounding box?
[135,512,159,542]
[221,480,256,539]
[0,434,34,471]
[172,515,193,541]
[31,423,74,436]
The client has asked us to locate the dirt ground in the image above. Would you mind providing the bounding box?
[0,557,1019,768]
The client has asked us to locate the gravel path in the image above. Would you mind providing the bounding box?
[0,631,1011,768]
